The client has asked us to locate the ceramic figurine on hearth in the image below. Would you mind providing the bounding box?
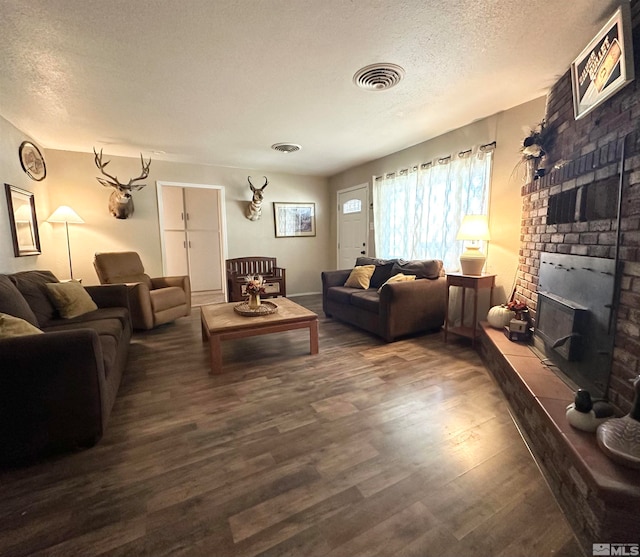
[596,376,640,469]
[566,389,615,432]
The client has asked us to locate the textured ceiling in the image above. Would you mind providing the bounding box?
[0,0,620,176]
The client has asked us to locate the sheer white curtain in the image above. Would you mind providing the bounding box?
[373,150,492,271]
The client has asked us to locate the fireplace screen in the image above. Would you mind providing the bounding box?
[534,253,619,398]
[536,292,588,361]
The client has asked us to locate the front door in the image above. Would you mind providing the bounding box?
[337,184,369,269]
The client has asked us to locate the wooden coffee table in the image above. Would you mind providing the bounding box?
[200,297,319,374]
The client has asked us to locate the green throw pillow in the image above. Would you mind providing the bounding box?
[0,313,44,338]
[44,281,98,319]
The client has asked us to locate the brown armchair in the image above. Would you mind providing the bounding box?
[94,251,191,330]
[226,256,286,302]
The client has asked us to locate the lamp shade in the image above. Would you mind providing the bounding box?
[456,215,490,241]
[47,205,84,224]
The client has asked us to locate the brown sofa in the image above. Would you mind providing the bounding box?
[0,270,131,464]
[322,257,447,342]
[93,251,191,330]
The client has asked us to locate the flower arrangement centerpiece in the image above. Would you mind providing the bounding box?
[245,274,266,309]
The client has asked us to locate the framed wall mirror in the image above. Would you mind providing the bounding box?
[5,183,41,256]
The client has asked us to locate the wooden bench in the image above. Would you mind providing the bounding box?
[226,257,286,302]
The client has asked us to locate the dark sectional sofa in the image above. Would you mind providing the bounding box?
[0,270,132,464]
[321,257,447,342]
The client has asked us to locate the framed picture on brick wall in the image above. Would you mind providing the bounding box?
[571,3,635,120]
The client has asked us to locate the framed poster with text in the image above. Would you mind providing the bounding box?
[571,3,635,120]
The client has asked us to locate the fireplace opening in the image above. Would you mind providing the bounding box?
[532,253,619,398]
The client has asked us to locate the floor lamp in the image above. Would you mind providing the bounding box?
[47,205,84,280]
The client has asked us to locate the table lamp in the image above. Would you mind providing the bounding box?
[47,205,84,280]
[456,214,490,275]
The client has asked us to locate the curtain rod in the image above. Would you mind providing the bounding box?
[374,141,497,180]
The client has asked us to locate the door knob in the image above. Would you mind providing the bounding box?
[360,250,366,255]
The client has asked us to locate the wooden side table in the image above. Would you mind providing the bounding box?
[444,273,495,347]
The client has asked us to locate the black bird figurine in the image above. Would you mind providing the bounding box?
[566,389,615,432]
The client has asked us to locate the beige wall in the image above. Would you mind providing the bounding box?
[2,98,545,300]
[0,120,332,294]
[327,97,547,305]
[0,116,56,273]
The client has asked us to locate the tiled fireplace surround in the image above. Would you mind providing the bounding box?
[479,2,640,553]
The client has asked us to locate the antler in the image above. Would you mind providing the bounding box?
[93,147,151,190]
[247,176,268,191]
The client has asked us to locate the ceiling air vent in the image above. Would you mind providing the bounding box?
[271,143,302,153]
[353,63,405,91]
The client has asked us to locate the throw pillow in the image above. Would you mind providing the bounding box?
[391,259,443,279]
[344,265,376,289]
[0,312,44,338]
[355,257,398,288]
[44,281,98,319]
[377,273,416,293]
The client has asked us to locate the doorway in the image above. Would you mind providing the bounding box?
[156,181,227,306]
[337,184,369,269]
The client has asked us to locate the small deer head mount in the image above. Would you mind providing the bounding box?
[93,147,151,219]
[245,176,268,221]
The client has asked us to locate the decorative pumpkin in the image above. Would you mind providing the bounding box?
[487,305,516,329]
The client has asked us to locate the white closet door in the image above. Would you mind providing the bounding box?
[187,230,222,291]
[163,230,189,276]
[162,186,186,230]
[185,188,222,291]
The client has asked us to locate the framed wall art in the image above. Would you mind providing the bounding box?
[571,3,635,120]
[5,183,41,256]
[273,202,316,237]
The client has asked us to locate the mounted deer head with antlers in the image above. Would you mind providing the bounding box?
[245,176,268,221]
[93,147,151,219]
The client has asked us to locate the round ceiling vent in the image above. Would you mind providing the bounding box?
[271,143,302,153]
[353,63,405,91]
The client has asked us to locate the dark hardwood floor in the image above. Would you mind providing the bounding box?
[0,295,580,557]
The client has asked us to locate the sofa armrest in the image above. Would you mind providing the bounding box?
[321,269,352,315]
[0,329,107,463]
[85,284,129,309]
[151,275,190,291]
[378,276,447,341]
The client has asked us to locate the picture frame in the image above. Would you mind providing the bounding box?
[5,183,41,256]
[273,202,316,237]
[571,4,635,120]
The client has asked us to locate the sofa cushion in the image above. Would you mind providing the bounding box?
[391,259,443,280]
[327,286,358,305]
[150,286,186,312]
[356,257,398,288]
[350,290,380,313]
[344,265,376,289]
[0,275,38,326]
[44,317,124,341]
[0,313,44,338]
[377,273,416,292]
[44,281,99,319]
[65,307,130,329]
[9,271,60,327]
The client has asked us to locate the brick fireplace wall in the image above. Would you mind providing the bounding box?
[517,0,640,412]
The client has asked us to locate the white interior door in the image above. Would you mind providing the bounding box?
[157,181,227,295]
[161,186,186,230]
[338,184,369,269]
[185,187,222,292]
[163,230,189,276]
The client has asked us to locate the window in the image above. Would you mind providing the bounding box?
[343,199,362,214]
[373,150,492,271]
